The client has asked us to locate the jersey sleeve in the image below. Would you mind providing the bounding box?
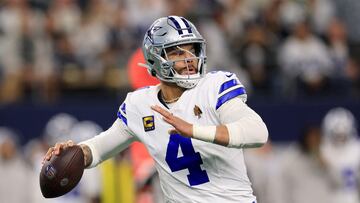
[117,92,135,127]
[117,101,128,126]
[116,93,139,137]
[209,71,247,110]
[80,119,137,168]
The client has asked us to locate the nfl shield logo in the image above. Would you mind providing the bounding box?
[45,165,57,179]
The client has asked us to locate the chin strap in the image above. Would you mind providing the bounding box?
[138,63,157,76]
[138,63,151,70]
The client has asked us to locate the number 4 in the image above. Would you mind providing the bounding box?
[165,133,210,186]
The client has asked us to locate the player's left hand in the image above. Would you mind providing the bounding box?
[151,105,193,137]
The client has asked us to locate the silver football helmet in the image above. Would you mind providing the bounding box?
[142,16,207,89]
[322,107,358,144]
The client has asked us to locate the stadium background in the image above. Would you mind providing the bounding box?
[0,0,360,203]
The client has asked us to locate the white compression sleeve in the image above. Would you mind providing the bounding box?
[193,125,216,143]
[79,119,137,168]
[219,97,268,148]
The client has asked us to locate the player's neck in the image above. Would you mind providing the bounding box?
[160,82,185,103]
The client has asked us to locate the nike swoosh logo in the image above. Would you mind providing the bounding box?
[225,73,233,78]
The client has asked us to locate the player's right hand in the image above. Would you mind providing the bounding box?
[151,105,193,137]
[42,140,75,164]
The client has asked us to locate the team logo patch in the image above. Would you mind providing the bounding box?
[194,105,202,119]
[45,165,57,179]
[143,116,155,132]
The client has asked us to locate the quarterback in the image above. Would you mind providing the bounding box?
[44,16,268,203]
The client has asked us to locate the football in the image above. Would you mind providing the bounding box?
[39,145,85,198]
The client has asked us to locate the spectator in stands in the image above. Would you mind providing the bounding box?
[47,0,81,36]
[197,4,251,92]
[278,0,335,36]
[278,19,334,98]
[332,0,360,47]
[237,22,279,98]
[326,18,349,79]
[74,1,108,75]
[0,0,35,102]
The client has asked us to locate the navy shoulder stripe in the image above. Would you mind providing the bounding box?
[219,79,239,94]
[120,103,126,114]
[117,111,127,125]
[216,87,246,110]
[118,102,127,125]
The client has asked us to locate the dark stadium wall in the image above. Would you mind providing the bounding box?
[1,99,359,145]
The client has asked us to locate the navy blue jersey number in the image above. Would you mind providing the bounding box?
[165,133,209,186]
[342,168,357,189]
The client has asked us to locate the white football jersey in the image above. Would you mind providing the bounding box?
[321,140,360,203]
[117,71,256,203]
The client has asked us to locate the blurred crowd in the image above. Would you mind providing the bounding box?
[0,0,360,104]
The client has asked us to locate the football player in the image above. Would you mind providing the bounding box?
[44,16,268,203]
[321,107,360,203]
